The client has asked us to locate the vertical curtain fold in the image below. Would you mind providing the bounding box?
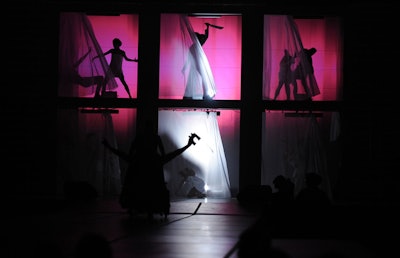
[179,14,217,99]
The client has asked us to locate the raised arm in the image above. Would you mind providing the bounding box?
[162,133,200,164]
[92,49,112,61]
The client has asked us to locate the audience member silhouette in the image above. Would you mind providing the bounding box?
[93,38,138,98]
[70,47,104,98]
[103,120,200,220]
[273,49,296,101]
[236,184,272,212]
[74,232,112,258]
[271,175,295,208]
[295,172,331,208]
[293,47,317,100]
[177,167,206,198]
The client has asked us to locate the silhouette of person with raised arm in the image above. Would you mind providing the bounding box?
[182,22,223,100]
[102,120,200,220]
[273,49,296,101]
[70,47,104,98]
[93,38,138,98]
[195,23,210,46]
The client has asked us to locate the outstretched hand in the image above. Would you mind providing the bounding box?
[188,133,201,146]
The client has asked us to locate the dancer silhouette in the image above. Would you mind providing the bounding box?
[93,38,138,98]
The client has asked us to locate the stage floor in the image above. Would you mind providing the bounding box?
[5,197,391,258]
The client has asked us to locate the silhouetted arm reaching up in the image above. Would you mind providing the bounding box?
[162,133,200,164]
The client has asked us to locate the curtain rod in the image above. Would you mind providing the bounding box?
[284,112,323,117]
[80,108,119,114]
[159,108,220,116]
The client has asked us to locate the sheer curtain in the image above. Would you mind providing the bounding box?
[261,15,342,198]
[58,12,118,98]
[263,15,320,101]
[159,13,242,100]
[159,110,231,199]
[57,12,122,197]
[261,111,334,199]
[57,110,122,197]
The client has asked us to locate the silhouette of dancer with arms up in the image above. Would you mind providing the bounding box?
[102,120,201,220]
[93,38,138,98]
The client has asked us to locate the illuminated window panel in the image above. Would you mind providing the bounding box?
[159,13,242,100]
[263,16,342,101]
[158,108,240,198]
[58,12,139,99]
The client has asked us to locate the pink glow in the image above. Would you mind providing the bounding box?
[159,14,242,100]
[294,18,342,101]
[86,15,340,101]
[88,15,139,98]
[263,17,342,101]
[72,15,341,133]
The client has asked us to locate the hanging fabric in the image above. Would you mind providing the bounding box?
[159,110,231,199]
[263,15,320,101]
[57,12,122,197]
[58,12,118,98]
[261,111,332,199]
[179,14,217,100]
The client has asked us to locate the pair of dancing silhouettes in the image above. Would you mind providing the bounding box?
[273,48,318,101]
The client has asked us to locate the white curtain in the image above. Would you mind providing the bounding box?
[179,14,217,99]
[159,110,231,199]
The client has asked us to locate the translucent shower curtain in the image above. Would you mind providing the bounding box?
[159,110,231,199]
